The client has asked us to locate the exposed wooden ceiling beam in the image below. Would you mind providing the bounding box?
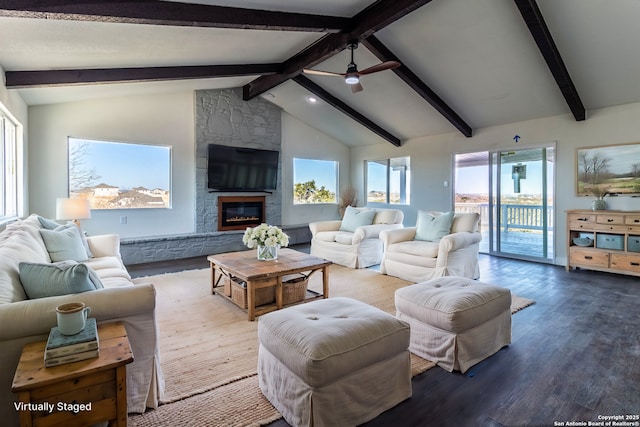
[243,0,433,100]
[363,35,473,137]
[293,75,402,147]
[5,64,281,88]
[513,0,586,121]
[0,0,348,32]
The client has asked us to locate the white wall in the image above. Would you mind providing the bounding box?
[281,112,350,225]
[28,92,195,238]
[351,102,640,266]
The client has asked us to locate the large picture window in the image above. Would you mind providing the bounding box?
[366,157,410,204]
[68,137,171,209]
[293,158,338,204]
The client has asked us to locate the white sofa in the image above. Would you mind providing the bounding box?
[0,214,164,425]
[380,211,482,282]
[309,207,404,268]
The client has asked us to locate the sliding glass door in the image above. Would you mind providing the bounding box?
[455,145,555,262]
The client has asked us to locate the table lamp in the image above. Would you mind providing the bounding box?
[56,198,91,226]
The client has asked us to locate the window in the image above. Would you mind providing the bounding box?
[293,158,338,204]
[68,137,171,209]
[1,107,20,222]
[366,157,410,204]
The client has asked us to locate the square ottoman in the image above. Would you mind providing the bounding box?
[395,276,511,373]
[257,297,411,427]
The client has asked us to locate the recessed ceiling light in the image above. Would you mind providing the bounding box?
[306,96,318,104]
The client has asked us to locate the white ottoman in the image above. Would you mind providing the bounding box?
[395,276,511,373]
[257,297,411,427]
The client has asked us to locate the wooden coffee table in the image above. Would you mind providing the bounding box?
[208,248,332,320]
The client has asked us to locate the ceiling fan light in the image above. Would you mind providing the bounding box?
[345,75,359,85]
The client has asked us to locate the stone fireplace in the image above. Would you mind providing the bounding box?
[194,88,282,234]
[218,196,265,231]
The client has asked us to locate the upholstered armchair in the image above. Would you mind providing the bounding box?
[309,207,404,268]
[380,211,481,282]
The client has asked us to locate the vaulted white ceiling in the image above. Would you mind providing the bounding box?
[2,0,640,147]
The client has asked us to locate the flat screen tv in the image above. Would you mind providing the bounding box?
[207,144,279,192]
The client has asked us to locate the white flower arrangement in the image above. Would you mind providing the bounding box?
[242,223,289,249]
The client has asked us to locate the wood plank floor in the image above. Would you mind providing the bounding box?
[127,249,640,427]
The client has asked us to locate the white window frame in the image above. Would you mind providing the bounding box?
[0,104,21,224]
[366,156,410,205]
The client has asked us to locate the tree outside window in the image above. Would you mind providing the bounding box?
[293,158,337,204]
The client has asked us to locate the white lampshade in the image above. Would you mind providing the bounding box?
[56,198,91,221]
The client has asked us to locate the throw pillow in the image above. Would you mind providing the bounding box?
[339,206,377,232]
[64,222,93,259]
[19,260,104,300]
[39,224,89,262]
[414,211,455,242]
[37,215,60,230]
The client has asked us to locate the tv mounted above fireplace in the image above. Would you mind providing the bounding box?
[207,144,279,192]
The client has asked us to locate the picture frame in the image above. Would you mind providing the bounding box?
[68,137,171,210]
[576,142,640,196]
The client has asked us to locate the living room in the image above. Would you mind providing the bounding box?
[1,1,640,426]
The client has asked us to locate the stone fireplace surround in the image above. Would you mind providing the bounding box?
[120,88,310,265]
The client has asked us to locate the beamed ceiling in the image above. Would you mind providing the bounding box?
[2,0,640,147]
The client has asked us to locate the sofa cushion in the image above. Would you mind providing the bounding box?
[315,230,342,243]
[415,211,454,242]
[339,206,376,232]
[451,212,480,233]
[0,227,53,304]
[390,239,440,258]
[373,209,403,225]
[333,232,355,245]
[19,260,104,300]
[40,224,89,262]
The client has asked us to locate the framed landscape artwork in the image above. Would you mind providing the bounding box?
[576,142,640,196]
[68,137,171,210]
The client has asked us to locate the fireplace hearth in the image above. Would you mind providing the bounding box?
[218,196,265,231]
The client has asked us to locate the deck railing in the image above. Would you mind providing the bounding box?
[455,203,553,232]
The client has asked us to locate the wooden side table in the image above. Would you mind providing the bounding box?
[11,321,133,427]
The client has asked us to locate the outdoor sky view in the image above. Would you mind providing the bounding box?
[293,158,399,204]
[68,137,171,209]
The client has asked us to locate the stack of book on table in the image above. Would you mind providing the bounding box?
[44,318,99,367]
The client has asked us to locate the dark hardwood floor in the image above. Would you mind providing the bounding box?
[127,251,640,427]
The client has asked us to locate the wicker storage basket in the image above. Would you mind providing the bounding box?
[282,274,309,305]
[229,278,276,309]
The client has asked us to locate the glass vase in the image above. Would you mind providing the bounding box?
[257,244,279,261]
[592,199,607,211]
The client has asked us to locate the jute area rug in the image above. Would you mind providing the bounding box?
[128,265,535,427]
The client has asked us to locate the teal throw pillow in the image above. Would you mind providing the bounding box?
[38,217,93,258]
[37,215,60,230]
[39,224,89,262]
[414,211,455,242]
[339,206,376,232]
[19,260,104,300]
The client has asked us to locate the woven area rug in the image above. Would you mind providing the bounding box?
[129,265,534,427]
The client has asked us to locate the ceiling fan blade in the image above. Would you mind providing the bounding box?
[351,82,363,93]
[358,61,401,76]
[302,68,345,77]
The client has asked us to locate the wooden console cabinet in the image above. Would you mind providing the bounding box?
[567,209,640,276]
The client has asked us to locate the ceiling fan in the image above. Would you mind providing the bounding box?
[302,41,401,93]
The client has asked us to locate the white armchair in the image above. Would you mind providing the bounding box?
[309,207,404,268]
[380,211,481,282]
